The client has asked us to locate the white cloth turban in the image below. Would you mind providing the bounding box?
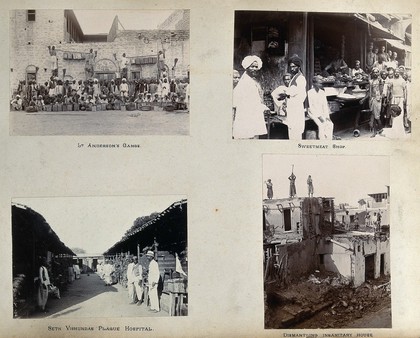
[241,55,263,70]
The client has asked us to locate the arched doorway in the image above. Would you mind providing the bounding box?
[25,65,37,83]
[93,58,118,81]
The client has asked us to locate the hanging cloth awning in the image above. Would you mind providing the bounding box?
[354,13,403,41]
[381,38,411,52]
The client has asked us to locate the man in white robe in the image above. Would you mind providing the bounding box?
[277,55,307,140]
[126,256,136,304]
[146,250,160,312]
[233,55,269,139]
[307,75,334,140]
[37,258,51,312]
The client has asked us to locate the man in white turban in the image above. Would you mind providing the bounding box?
[233,55,269,139]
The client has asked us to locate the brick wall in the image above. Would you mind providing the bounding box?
[10,10,190,95]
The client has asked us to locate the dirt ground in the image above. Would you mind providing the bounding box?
[10,108,189,136]
[265,271,391,329]
[30,272,166,318]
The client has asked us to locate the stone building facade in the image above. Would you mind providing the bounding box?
[9,9,190,95]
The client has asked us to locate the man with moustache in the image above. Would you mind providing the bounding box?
[279,55,307,140]
[233,55,269,139]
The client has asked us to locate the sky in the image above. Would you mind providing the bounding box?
[72,10,175,35]
[12,195,185,254]
[263,155,389,205]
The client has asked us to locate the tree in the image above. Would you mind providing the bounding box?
[71,247,86,254]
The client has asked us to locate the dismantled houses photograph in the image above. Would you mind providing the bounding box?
[262,155,390,329]
[12,196,187,318]
[9,9,190,135]
[233,11,411,140]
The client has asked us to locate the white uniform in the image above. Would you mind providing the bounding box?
[148,259,160,311]
[233,72,268,139]
[37,266,50,310]
[285,72,307,140]
[307,87,334,140]
[126,262,136,303]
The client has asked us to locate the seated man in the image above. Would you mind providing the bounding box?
[307,75,334,140]
[11,94,23,110]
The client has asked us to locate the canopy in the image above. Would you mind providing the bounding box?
[382,38,411,52]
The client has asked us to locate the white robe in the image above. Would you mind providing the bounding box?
[307,87,334,140]
[148,259,160,311]
[233,73,268,139]
[285,72,307,140]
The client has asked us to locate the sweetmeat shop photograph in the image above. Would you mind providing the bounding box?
[9,9,190,136]
[263,155,391,329]
[12,196,188,318]
[232,11,412,140]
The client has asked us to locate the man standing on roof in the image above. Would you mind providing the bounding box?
[307,175,314,197]
[265,179,273,199]
[146,250,160,313]
[288,168,297,198]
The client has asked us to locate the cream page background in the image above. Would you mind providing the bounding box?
[0,0,419,337]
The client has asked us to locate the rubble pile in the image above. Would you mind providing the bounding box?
[265,272,391,329]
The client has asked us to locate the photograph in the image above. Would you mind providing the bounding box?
[12,196,188,319]
[263,155,390,329]
[233,11,411,140]
[9,9,190,136]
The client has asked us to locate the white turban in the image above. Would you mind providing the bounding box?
[241,55,263,70]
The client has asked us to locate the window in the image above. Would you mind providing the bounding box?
[284,209,292,231]
[27,10,36,22]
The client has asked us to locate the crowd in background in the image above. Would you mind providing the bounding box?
[233,43,411,139]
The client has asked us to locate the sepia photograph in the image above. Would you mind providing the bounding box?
[263,155,390,329]
[12,196,188,319]
[9,9,190,136]
[233,11,411,140]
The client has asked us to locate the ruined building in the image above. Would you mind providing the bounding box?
[263,196,390,288]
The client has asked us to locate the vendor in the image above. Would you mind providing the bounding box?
[324,51,348,75]
[350,60,366,78]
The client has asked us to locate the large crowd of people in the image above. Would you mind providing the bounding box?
[233,44,411,139]
[10,74,190,113]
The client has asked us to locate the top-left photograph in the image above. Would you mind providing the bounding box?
[9,9,190,136]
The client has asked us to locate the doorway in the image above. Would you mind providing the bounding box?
[365,254,375,281]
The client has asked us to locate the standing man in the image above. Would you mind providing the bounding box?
[307,175,314,197]
[103,259,115,286]
[146,250,160,313]
[117,53,129,79]
[233,55,269,139]
[288,167,297,198]
[126,256,137,304]
[367,68,384,137]
[282,55,307,140]
[344,211,351,231]
[307,75,335,140]
[265,179,273,199]
[384,67,407,138]
[85,49,96,79]
[133,257,143,306]
[366,42,377,73]
[48,46,58,76]
[133,256,143,305]
[37,257,51,312]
